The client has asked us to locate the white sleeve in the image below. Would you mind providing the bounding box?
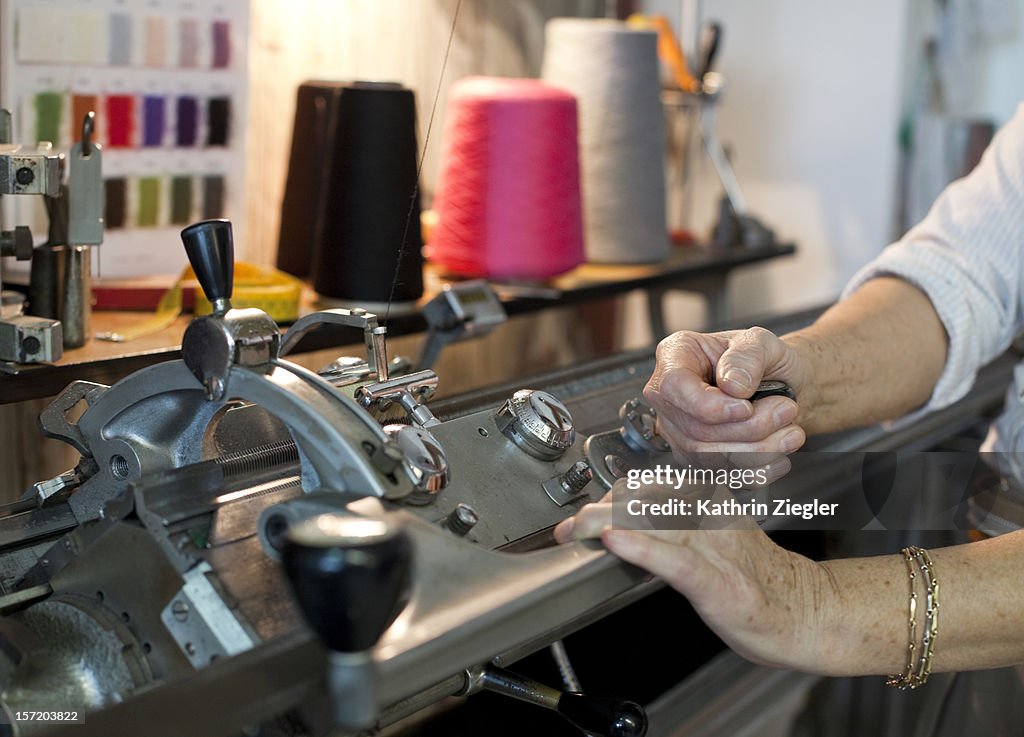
[843,103,1024,423]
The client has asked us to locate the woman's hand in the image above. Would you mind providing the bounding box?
[554,487,836,673]
[644,327,807,457]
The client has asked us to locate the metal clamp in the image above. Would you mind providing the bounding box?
[418,281,507,370]
[0,143,63,197]
[355,370,440,428]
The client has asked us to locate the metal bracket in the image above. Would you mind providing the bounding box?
[0,143,63,197]
[0,315,62,363]
[68,138,103,246]
[38,380,108,457]
[160,562,256,668]
[418,281,507,370]
[279,308,389,381]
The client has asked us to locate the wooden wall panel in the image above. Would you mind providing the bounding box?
[244,0,600,265]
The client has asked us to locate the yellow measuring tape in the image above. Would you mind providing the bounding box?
[96,262,304,342]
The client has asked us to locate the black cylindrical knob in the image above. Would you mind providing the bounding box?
[281,513,412,653]
[1,226,33,261]
[557,693,648,737]
[12,226,32,260]
[181,219,234,312]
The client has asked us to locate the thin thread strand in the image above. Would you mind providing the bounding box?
[385,0,463,325]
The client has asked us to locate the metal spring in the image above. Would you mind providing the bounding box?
[215,441,299,481]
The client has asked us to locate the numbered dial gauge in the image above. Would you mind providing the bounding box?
[495,389,575,460]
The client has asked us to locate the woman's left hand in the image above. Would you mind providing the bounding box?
[554,492,837,672]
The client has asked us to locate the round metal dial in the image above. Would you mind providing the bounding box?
[495,389,575,460]
[619,398,670,453]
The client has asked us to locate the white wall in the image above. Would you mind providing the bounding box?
[903,0,1024,125]
[979,1,1024,124]
[643,0,910,326]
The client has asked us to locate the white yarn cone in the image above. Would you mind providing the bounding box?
[542,18,669,263]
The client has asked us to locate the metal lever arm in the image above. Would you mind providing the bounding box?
[462,664,648,737]
[280,308,389,381]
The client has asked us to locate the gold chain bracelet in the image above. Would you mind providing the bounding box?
[885,547,918,688]
[886,545,939,689]
[912,547,940,684]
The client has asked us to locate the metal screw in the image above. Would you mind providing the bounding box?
[560,461,593,495]
[172,600,190,622]
[185,642,196,656]
[15,167,33,186]
[21,336,41,355]
[445,504,479,536]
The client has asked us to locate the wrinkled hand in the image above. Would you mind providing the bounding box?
[644,328,807,458]
[554,482,831,671]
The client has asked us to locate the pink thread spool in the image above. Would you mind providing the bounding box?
[428,76,584,280]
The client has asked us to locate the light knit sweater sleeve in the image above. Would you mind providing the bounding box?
[843,104,1024,422]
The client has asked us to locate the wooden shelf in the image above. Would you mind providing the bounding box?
[0,242,794,404]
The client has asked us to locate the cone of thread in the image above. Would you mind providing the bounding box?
[429,76,584,280]
[280,81,424,306]
[542,18,669,264]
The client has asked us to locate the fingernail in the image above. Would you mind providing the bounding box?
[781,429,804,453]
[723,367,753,391]
[726,400,752,421]
[773,402,798,426]
[554,517,574,542]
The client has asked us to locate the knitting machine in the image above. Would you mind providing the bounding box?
[0,219,687,737]
[0,219,1013,737]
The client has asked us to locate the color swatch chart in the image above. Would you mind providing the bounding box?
[1,0,249,278]
[28,91,234,151]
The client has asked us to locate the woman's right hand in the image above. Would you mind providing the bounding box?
[643,327,808,457]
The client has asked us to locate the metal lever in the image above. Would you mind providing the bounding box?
[461,664,648,737]
[700,75,776,249]
[282,513,412,731]
[697,21,722,80]
[280,307,390,381]
[179,219,280,400]
[181,218,234,315]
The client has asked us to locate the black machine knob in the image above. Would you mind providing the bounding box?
[181,219,235,314]
[749,379,796,402]
[282,513,412,653]
[558,692,647,737]
[282,513,412,730]
[0,226,33,261]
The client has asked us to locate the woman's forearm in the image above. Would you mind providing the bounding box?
[805,530,1024,677]
[783,277,948,435]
